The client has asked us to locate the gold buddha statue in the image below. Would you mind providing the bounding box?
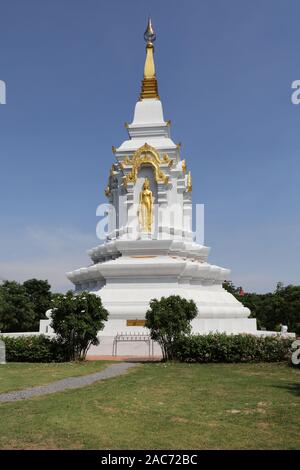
[138,178,153,232]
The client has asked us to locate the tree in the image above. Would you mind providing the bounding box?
[50,291,108,360]
[223,280,239,295]
[223,280,244,296]
[271,284,300,335]
[145,295,198,361]
[23,279,52,330]
[223,280,300,335]
[0,281,35,332]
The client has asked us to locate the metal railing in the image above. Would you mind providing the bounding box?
[112,331,154,356]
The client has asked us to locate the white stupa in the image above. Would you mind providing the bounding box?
[42,20,257,355]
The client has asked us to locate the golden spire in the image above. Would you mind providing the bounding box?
[140,18,159,100]
[187,171,192,192]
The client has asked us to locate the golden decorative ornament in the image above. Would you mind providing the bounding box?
[162,153,173,167]
[104,186,111,197]
[182,159,186,172]
[110,164,116,177]
[166,119,171,127]
[112,145,116,154]
[124,143,169,185]
[123,156,132,165]
[127,319,146,326]
[138,177,153,233]
[140,19,159,100]
[187,171,192,192]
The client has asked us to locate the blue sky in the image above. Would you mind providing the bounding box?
[0,0,299,292]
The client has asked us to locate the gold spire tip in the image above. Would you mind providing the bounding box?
[140,18,159,100]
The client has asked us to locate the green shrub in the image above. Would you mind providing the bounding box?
[51,291,108,361]
[145,295,198,360]
[173,333,293,363]
[0,335,67,362]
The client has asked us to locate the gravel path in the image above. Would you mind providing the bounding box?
[0,362,138,403]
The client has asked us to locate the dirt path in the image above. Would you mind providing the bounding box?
[0,362,138,403]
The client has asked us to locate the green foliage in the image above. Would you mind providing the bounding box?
[0,281,35,333]
[0,279,53,333]
[145,295,198,360]
[51,291,108,361]
[0,335,66,362]
[173,333,293,363]
[23,279,52,330]
[223,280,242,295]
[223,281,300,335]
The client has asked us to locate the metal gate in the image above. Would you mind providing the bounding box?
[112,332,154,356]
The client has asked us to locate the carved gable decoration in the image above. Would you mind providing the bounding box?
[124,143,169,185]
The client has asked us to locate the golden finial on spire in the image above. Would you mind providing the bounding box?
[144,17,156,43]
[140,18,159,100]
[187,171,192,192]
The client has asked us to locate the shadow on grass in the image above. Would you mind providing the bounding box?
[271,382,300,397]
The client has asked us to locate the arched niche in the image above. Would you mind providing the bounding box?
[135,165,158,235]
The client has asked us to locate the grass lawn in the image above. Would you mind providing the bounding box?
[0,362,299,449]
[0,361,112,393]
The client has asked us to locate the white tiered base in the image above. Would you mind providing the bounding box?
[53,239,258,356]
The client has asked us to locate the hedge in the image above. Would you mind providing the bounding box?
[0,335,67,362]
[0,333,295,364]
[172,333,294,363]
